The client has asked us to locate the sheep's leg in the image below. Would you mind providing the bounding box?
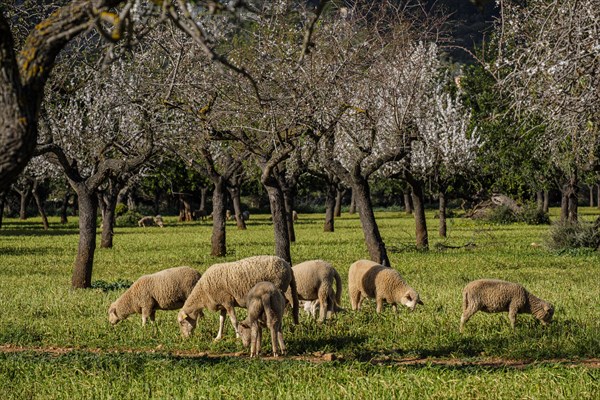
[250,323,259,357]
[224,305,239,337]
[318,286,329,322]
[508,306,518,329]
[326,290,335,319]
[460,307,477,333]
[376,297,384,313]
[269,323,279,357]
[276,320,286,356]
[349,287,361,310]
[215,309,227,341]
[392,304,398,313]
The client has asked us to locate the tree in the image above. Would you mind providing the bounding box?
[494,0,600,222]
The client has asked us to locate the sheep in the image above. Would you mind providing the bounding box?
[138,215,164,228]
[460,279,554,332]
[193,209,208,221]
[177,255,299,340]
[226,209,233,220]
[242,210,250,221]
[238,281,286,357]
[108,266,201,326]
[292,210,298,221]
[301,300,319,318]
[285,259,343,322]
[348,259,423,313]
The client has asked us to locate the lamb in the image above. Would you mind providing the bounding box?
[177,255,299,340]
[285,259,343,322]
[348,259,423,313]
[238,281,286,357]
[460,279,554,332]
[108,266,201,326]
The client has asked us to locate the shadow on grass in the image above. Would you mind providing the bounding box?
[286,334,368,354]
[0,246,55,257]
[0,228,79,237]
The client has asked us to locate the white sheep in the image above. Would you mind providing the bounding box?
[285,259,342,322]
[292,210,298,221]
[348,259,423,313]
[154,215,164,228]
[177,255,299,340]
[460,279,554,332]
[137,215,164,228]
[238,281,286,357]
[108,266,201,326]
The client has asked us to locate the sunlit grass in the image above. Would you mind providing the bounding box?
[1,209,599,398]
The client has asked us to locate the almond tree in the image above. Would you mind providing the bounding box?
[494,0,600,222]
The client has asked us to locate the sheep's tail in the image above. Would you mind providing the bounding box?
[333,269,343,307]
[290,272,299,325]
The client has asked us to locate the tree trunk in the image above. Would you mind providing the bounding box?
[349,190,356,214]
[283,190,296,243]
[18,187,31,220]
[211,179,227,257]
[228,186,247,230]
[536,191,544,211]
[153,190,161,216]
[0,191,5,229]
[543,190,550,213]
[31,181,49,230]
[334,189,345,217]
[200,186,208,211]
[71,185,98,289]
[560,189,569,223]
[403,191,413,214]
[263,178,291,264]
[60,190,69,224]
[407,177,429,250]
[438,191,447,238]
[597,184,600,210]
[324,182,336,232]
[589,185,594,207]
[100,181,120,249]
[352,177,390,266]
[567,175,578,223]
[178,194,193,222]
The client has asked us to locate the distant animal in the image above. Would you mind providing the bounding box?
[242,210,250,221]
[238,281,286,357]
[193,209,208,221]
[460,279,554,332]
[226,210,233,220]
[292,210,298,221]
[348,260,423,313]
[108,266,201,326]
[138,215,164,228]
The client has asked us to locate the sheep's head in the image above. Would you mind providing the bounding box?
[108,305,121,325]
[178,309,201,337]
[400,289,424,311]
[238,320,252,348]
[539,301,555,325]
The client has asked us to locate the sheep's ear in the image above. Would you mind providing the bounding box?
[417,299,424,305]
[543,304,551,312]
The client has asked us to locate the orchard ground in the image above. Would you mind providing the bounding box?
[1,209,599,399]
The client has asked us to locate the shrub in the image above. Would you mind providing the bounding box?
[115,203,128,217]
[519,203,551,225]
[116,211,143,227]
[91,279,132,292]
[486,205,518,224]
[546,220,600,251]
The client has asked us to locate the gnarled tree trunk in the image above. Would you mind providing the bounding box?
[60,190,70,224]
[71,184,98,289]
[31,180,49,230]
[227,185,246,230]
[352,177,389,266]
[100,178,122,249]
[334,189,345,217]
[263,176,291,264]
[403,191,413,214]
[405,173,428,250]
[324,182,336,232]
[438,191,446,238]
[211,179,227,256]
[283,190,296,243]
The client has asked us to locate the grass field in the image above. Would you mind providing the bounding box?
[1,209,599,399]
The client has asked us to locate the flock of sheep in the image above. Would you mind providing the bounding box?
[108,255,555,357]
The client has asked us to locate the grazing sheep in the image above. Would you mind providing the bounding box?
[193,209,208,221]
[138,215,164,228]
[301,300,319,318]
[177,255,299,340]
[238,281,286,357]
[242,210,250,221]
[292,210,298,221]
[460,279,554,332]
[108,266,201,326]
[348,260,423,313]
[226,209,233,220]
[285,259,343,322]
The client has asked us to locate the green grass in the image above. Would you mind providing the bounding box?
[1,209,600,398]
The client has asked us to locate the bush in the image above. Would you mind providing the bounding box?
[115,203,128,217]
[116,211,143,227]
[546,220,600,251]
[519,203,551,225]
[485,205,518,224]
